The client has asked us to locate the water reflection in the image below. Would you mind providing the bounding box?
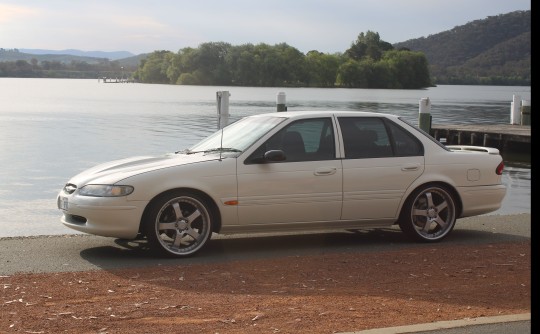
[494,166,531,215]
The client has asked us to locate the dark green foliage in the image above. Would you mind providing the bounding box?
[133,50,174,83]
[132,38,430,89]
[345,31,393,61]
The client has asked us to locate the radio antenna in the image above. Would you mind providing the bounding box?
[219,127,224,161]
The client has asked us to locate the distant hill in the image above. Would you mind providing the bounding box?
[20,49,134,60]
[0,48,142,64]
[393,10,530,85]
[117,53,149,67]
[0,49,109,64]
[0,48,143,79]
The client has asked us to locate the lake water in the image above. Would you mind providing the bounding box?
[0,78,531,238]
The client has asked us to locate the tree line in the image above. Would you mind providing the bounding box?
[134,31,432,89]
[0,54,133,79]
[0,31,432,88]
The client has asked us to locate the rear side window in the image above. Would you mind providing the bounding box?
[338,117,423,158]
[338,117,392,158]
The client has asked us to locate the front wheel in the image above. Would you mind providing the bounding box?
[142,191,213,257]
[399,185,457,242]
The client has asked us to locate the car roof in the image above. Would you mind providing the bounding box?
[250,110,399,120]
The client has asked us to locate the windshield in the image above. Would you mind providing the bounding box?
[188,115,286,153]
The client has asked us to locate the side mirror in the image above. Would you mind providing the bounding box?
[246,150,286,164]
[264,150,286,162]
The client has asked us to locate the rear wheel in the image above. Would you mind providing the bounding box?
[143,191,213,257]
[399,185,456,242]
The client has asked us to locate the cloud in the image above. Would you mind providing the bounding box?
[1,0,529,54]
[0,4,40,23]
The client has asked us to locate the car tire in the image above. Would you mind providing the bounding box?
[142,190,213,257]
[398,184,457,242]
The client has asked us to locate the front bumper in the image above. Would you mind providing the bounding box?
[58,193,148,239]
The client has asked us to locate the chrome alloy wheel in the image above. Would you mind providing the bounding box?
[399,185,457,242]
[144,192,212,257]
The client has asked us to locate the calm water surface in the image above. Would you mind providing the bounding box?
[0,79,531,237]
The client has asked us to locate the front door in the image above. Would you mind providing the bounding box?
[236,117,343,226]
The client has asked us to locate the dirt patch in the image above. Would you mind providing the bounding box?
[1,241,530,334]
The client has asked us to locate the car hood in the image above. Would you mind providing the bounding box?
[67,153,222,186]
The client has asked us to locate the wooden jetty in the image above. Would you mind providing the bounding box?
[98,77,133,83]
[430,124,530,155]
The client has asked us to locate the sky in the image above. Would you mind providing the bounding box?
[1,0,531,55]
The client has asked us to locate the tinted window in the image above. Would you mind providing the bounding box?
[338,117,393,158]
[246,118,335,163]
[387,120,424,156]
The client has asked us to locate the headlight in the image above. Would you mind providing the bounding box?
[79,184,134,197]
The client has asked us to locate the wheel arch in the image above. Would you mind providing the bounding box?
[139,187,222,235]
[399,181,463,221]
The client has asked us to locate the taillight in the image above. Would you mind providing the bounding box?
[496,161,504,175]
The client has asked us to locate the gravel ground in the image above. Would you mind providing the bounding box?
[0,213,531,333]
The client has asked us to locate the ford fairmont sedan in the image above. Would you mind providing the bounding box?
[58,111,506,257]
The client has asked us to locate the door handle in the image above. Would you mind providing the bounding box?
[401,164,420,171]
[314,167,337,176]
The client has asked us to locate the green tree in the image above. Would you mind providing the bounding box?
[305,51,341,87]
[134,51,174,83]
[336,59,363,87]
[226,44,259,86]
[382,50,432,88]
[345,31,393,61]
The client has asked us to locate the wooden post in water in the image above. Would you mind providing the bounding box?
[216,91,230,129]
[277,92,287,112]
[521,100,531,126]
[418,97,431,133]
[510,94,521,125]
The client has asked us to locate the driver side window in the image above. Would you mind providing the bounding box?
[247,118,335,163]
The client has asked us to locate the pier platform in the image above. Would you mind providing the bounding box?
[98,77,133,83]
[430,124,530,155]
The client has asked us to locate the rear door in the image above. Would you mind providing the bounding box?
[338,116,424,220]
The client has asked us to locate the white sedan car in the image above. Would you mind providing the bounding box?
[57,111,506,257]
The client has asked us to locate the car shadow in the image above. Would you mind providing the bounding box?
[78,225,529,271]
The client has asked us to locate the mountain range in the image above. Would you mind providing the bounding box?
[19,49,134,60]
[393,10,530,84]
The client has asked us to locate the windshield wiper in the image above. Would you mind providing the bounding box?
[203,147,242,153]
[181,148,241,155]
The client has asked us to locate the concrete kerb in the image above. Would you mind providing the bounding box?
[337,313,531,334]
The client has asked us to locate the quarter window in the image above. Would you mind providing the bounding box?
[387,120,424,156]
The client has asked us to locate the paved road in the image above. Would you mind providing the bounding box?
[342,313,531,334]
[0,213,530,275]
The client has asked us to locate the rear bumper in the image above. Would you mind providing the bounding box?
[457,184,507,217]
